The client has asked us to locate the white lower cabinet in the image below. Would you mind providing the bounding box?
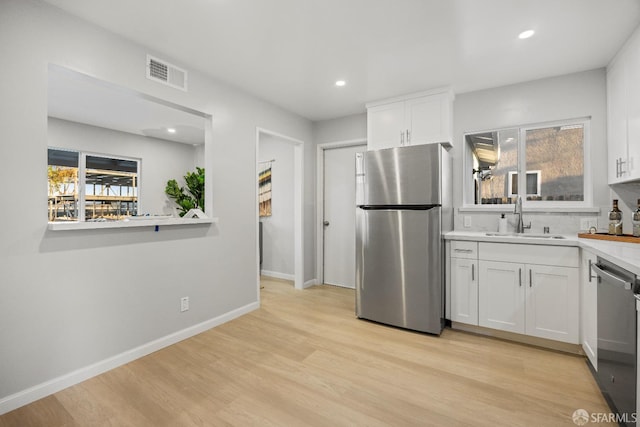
[580,249,598,369]
[478,260,526,333]
[447,241,581,345]
[450,241,478,325]
[525,264,579,343]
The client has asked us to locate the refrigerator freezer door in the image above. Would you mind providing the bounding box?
[358,144,442,206]
[356,207,443,334]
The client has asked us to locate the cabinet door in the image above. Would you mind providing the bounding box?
[607,58,628,184]
[367,101,405,150]
[450,258,478,325]
[580,251,598,369]
[626,33,640,181]
[478,261,525,334]
[525,265,579,344]
[405,95,449,145]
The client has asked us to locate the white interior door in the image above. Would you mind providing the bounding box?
[323,145,365,288]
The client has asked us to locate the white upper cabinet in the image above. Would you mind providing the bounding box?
[607,27,640,183]
[367,101,406,150]
[366,88,453,151]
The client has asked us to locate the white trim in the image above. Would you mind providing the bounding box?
[316,138,367,286]
[303,278,317,288]
[48,217,217,231]
[365,87,454,109]
[0,301,259,415]
[256,128,305,292]
[507,170,542,198]
[261,270,295,281]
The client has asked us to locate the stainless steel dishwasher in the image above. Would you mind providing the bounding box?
[592,257,638,426]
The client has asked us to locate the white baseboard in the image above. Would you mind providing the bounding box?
[261,270,294,281]
[0,301,259,415]
[303,278,317,288]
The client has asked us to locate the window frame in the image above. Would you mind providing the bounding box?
[464,117,592,210]
[48,147,141,222]
[507,170,542,198]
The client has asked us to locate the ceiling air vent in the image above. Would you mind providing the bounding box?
[146,54,187,91]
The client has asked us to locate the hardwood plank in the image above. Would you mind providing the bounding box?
[0,278,616,426]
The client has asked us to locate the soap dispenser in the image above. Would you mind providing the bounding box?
[498,213,507,234]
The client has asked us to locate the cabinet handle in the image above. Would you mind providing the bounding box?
[529,269,532,287]
[406,130,411,143]
[620,158,626,176]
[471,263,475,281]
[616,158,620,178]
[519,268,522,287]
[588,259,597,283]
[400,131,404,145]
[454,249,473,253]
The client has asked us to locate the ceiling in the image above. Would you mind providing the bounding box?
[44,0,640,122]
[48,64,206,145]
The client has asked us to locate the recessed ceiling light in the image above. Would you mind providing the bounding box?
[518,30,535,39]
[167,128,176,133]
[335,80,346,87]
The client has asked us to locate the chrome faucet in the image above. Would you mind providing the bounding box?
[514,196,531,233]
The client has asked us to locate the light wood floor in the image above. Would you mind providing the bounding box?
[0,277,614,426]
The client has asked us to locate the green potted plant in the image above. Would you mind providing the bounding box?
[165,167,205,217]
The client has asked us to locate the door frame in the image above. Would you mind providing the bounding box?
[315,138,367,285]
[256,127,305,294]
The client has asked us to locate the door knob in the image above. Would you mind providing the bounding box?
[323,220,330,226]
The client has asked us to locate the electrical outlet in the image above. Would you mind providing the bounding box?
[463,216,472,228]
[180,296,189,312]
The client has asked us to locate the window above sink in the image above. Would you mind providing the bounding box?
[464,118,593,211]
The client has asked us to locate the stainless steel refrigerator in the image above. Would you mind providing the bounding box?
[355,143,452,335]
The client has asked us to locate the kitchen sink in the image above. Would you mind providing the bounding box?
[485,232,566,239]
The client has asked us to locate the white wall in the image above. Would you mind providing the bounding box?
[313,113,367,144]
[259,135,295,278]
[0,0,314,411]
[452,69,608,233]
[48,118,200,216]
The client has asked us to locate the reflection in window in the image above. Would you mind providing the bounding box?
[85,155,138,220]
[508,170,541,197]
[48,148,139,222]
[525,124,584,201]
[48,148,79,221]
[468,129,518,205]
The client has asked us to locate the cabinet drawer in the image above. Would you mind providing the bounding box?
[478,242,578,267]
[450,241,478,259]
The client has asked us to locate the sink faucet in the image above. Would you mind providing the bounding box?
[514,196,531,233]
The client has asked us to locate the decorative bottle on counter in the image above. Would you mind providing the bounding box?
[633,199,640,237]
[608,199,623,236]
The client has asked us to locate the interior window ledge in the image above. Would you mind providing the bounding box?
[458,206,600,214]
[48,217,218,231]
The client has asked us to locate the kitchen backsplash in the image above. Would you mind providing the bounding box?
[454,208,606,235]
